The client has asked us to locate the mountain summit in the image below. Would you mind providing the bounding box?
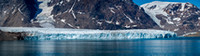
[141,1,200,35]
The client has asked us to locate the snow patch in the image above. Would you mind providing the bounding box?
[109,7,115,13]
[97,22,102,25]
[106,21,112,24]
[125,25,130,28]
[92,18,95,20]
[36,0,55,28]
[68,1,76,13]
[66,0,70,2]
[198,17,200,20]
[173,28,179,31]
[60,1,63,4]
[173,18,181,21]
[77,11,85,14]
[123,13,133,23]
[21,18,24,21]
[115,6,122,10]
[132,25,137,27]
[67,23,73,27]
[18,8,23,14]
[180,3,186,11]
[61,19,66,23]
[167,21,174,24]
[182,32,197,36]
[12,9,16,14]
[116,21,120,25]
[3,11,7,14]
[72,11,76,19]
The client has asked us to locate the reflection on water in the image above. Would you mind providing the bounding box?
[1,38,200,56]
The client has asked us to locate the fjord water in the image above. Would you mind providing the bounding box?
[0,38,200,56]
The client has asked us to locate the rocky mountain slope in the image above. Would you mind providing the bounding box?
[1,0,200,36]
[0,0,158,30]
[32,0,158,29]
[141,1,200,35]
[0,0,39,27]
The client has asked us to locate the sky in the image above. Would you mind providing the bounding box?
[132,0,200,8]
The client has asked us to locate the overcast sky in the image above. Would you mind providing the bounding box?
[132,0,200,8]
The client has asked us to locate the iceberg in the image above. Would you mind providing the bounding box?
[0,27,177,40]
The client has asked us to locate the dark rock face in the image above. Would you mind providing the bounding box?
[0,0,39,27]
[0,30,25,41]
[0,0,158,30]
[141,1,200,35]
[32,0,158,29]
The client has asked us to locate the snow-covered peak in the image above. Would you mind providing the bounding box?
[141,1,200,35]
[141,1,196,28]
[141,1,179,10]
[141,1,180,28]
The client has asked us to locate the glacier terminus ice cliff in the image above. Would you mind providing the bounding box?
[0,27,177,40]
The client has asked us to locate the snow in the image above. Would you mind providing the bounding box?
[67,23,73,27]
[12,9,16,14]
[72,11,76,19]
[115,6,122,10]
[60,1,63,4]
[173,28,179,31]
[124,25,130,28]
[68,1,76,19]
[116,21,120,25]
[61,19,66,23]
[180,3,186,11]
[36,0,55,28]
[109,7,115,13]
[173,18,181,21]
[187,3,193,7]
[182,32,197,36]
[198,17,200,20]
[77,11,85,14]
[105,21,112,23]
[123,13,133,23]
[141,1,183,28]
[18,8,23,14]
[66,0,70,2]
[0,27,177,40]
[166,19,174,24]
[68,1,76,13]
[97,22,102,25]
[132,25,137,27]
[40,23,55,28]
[21,18,24,21]
[92,18,95,20]
[3,11,7,14]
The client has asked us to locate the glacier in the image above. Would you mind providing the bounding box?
[0,27,177,40]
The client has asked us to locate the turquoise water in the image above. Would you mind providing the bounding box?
[0,37,200,56]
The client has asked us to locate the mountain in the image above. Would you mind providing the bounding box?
[141,1,200,35]
[33,0,158,29]
[0,0,38,27]
[2,0,200,36]
[0,0,158,30]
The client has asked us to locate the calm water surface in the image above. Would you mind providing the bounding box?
[0,38,200,56]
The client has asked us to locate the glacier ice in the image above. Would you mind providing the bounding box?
[34,0,55,28]
[0,27,177,40]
